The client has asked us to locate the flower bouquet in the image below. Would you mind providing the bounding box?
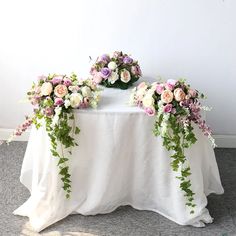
[90,51,142,90]
[5,73,101,198]
[130,79,215,213]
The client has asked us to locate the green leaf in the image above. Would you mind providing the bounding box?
[75,127,80,135]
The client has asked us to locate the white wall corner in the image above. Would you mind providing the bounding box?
[213,135,236,148]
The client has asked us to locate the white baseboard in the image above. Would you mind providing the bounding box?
[0,128,30,141]
[213,135,236,148]
[0,128,235,148]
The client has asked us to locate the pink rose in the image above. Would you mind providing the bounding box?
[120,69,131,83]
[54,84,68,98]
[54,97,64,106]
[174,88,186,102]
[145,107,155,116]
[93,72,103,84]
[167,79,177,86]
[138,82,148,89]
[156,84,165,94]
[165,83,175,91]
[188,88,197,98]
[163,104,173,113]
[161,90,174,103]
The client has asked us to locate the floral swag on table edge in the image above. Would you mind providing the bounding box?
[130,79,216,214]
[90,51,142,90]
[3,73,101,198]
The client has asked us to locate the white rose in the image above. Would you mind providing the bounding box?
[120,69,131,83]
[51,114,59,127]
[142,94,155,108]
[55,106,62,115]
[108,72,119,84]
[40,82,53,96]
[136,88,146,99]
[70,93,83,108]
[64,99,71,109]
[81,86,92,97]
[108,61,117,70]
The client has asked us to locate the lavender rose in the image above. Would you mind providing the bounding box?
[123,56,133,64]
[63,78,72,87]
[131,65,141,76]
[99,54,110,63]
[51,76,63,85]
[100,68,112,79]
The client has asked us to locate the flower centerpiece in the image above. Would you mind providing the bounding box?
[5,73,101,198]
[130,79,216,213]
[90,51,142,90]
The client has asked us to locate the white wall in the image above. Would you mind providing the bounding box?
[0,0,235,136]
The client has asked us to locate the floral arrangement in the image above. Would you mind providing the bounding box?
[5,73,101,198]
[130,79,215,213]
[90,51,142,90]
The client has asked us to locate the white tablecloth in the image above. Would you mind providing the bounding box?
[14,88,224,232]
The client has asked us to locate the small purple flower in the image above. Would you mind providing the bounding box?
[131,65,142,76]
[136,65,142,76]
[145,107,155,116]
[99,54,110,63]
[171,108,176,114]
[112,51,122,58]
[63,78,72,87]
[37,75,47,82]
[100,67,112,79]
[43,107,54,116]
[52,76,63,85]
[54,97,64,106]
[163,104,173,113]
[123,56,133,64]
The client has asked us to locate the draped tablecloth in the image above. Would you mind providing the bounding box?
[14,88,224,232]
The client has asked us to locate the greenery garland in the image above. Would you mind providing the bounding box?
[130,79,216,213]
[4,74,101,197]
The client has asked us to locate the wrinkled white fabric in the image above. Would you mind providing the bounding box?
[14,88,224,232]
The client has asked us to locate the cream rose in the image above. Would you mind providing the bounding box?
[40,82,53,96]
[108,61,117,70]
[120,69,131,83]
[54,84,68,98]
[108,71,119,84]
[81,86,92,97]
[142,94,155,108]
[70,93,83,108]
[174,88,186,102]
[161,90,174,103]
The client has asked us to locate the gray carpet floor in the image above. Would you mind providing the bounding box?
[0,142,236,236]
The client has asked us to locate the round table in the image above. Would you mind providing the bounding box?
[13,88,224,232]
